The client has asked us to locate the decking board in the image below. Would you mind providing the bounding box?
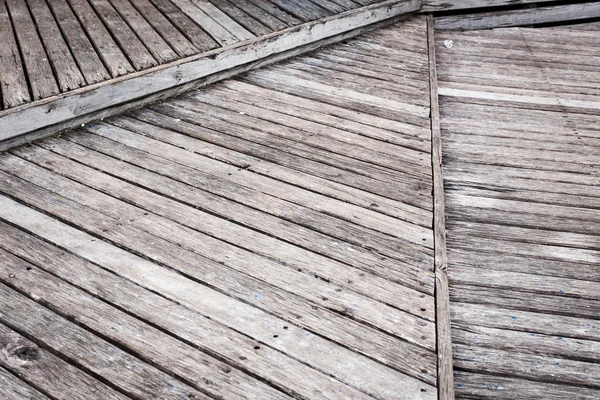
[0,17,439,400]
[437,25,600,399]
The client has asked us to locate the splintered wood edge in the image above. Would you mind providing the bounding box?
[427,14,455,400]
[0,0,420,151]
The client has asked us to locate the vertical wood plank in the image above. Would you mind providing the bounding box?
[26,0,86,91]
[46,0,111,84]
[107,0,179,63]
[87,0,157,70]
[427,14,455,400]
[0,0,31,108]
[67,0,134,77]
[6,0,60,100]
[127,0,198,57]
[147,0,219,51]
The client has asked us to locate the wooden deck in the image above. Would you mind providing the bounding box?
[0,17,440,400]
[1,6,600,400]
[0,0,420,149]
[0,0,387,110]
[436,24,600,399]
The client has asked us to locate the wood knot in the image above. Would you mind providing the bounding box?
[9,344,40,362]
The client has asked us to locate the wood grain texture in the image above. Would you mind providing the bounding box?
[0,0,31,108]
[0,0,421,149]
[26,0,86,91]
[435,2,600,31]
[438,25,600,399]
[0,17,442,398]
[428,15,455,400]
[5,0,59,100]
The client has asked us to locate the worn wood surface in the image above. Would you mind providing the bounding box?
[0,0,419,149]
[435,2,600,31]
[437,26,600,399]
[0,0,397,116]
[0,17,438,399]
[428,15,455,400]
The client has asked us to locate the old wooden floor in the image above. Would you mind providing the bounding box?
[0,16,438,400]
[0,0,386,110]
[1,9,599,400]
[437,24,600,399]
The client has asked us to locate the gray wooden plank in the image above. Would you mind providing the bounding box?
[146,0,218,51]
[427,14,455,400]
[189,0,254,41]
[26,0,86,91]
[0,221,381,400]
[143,103,433,209]
[0,366,52,400]
[245,0,302,26]
[0,0,31,108]
[6,0,60,100]
[127,0,198,57]
[39,131,435,291]
[87,0,157,70]
[170,0,240,45]
[422,0,556,12]
[0,0,421,148]
[107,0,179,63]
[267,0,331,21]
[0,282,212,400]
[0,248,288,400]
[0,153,436,330]
[435,2,600,31]
[228,0,291,31]
[19,134,433,283]
[208,0,272,36]
[454,371,600,400]
[67,0,134,77]
[0,323,129,400]
[46,0,111,84]
[0,195,436,400]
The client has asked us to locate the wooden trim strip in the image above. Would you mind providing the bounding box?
[0,0,420,150]
[427,15,455,400]
[434,2,600,31]
[421,0,556,13]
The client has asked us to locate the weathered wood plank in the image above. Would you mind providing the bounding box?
[189,0,254,41]
[0,323,129,400]
[0,0,421,149]
[0,195,436,400]
[428,15,455,400]
[67,0,134,77]
[46,0,111,84]
[146,0,218,51]
[0,282,213,400]
[0,248,289,399]
[170,0,240,45]
[26,0,86,92]
[454,371,600,400]
[0,0,30,108]
[0,366,51,400]
[435,2,600,31]
[107,0,179,63]
[0,221,381,400]
[207,0,272,36]
[36,134,434,291]
[127,0,197,57]
[87,0,157,70]
[422,0,550,12]
[6,0,59,100]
